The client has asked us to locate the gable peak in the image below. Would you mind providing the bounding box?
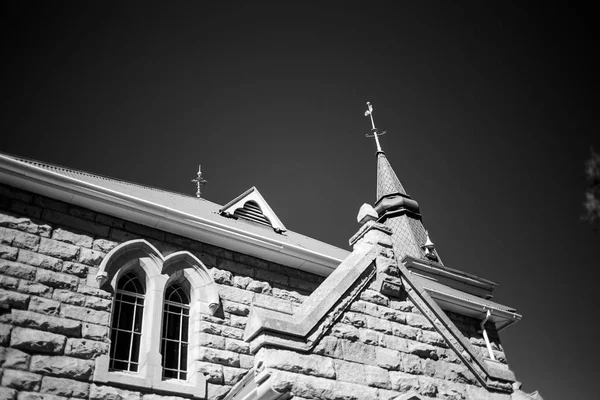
[219,187,286,233]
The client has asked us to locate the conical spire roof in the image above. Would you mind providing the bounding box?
[376,152,407,201]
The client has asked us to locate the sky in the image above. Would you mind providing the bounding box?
[2,3,599,398]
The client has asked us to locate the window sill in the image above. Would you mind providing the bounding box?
[94,355,206,398]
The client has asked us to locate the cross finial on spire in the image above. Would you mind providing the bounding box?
[191,165,207,198]
[364,101,387,152]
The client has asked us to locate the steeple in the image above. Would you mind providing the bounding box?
[364,102,442,264]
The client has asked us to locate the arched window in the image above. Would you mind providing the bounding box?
[161,284,189,380]
[109,272,145,372]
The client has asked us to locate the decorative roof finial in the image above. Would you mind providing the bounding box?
[191,165,207,198]
[364,101,387,153]
[422,230,438,261]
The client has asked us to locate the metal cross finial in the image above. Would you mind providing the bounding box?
[364,101,386,152]
[191,165,207,198]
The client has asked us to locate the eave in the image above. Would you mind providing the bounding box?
[0,154,344,276]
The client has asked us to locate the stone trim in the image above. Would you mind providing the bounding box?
[93,239,221,399]
[243,244,379,349]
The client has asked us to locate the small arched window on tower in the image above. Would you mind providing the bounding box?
[161,283,190,380]
[109,272,145,372]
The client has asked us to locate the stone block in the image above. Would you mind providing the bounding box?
[206,383,232,400]
[340,339,376,365]
[364,364,391,389]
[231,276,251,289]
[405,340,439,360]
[197,361,223,384]
[36,269,79,290]
[11,231,40,251]
[333,359,366,385]
[0,289,30,309]
[229,314,248,330]
[12,310,81,337]
[0,347,30,370]
[17,281,52,298]
[246,280,271,294]
[389,371,421,392]
[61,261,88,278]
[391,322,420,340]
[375,347,401,370]
[51,228,93,248]
[199,334,225,350]
[0,260,36,280]
[28,297,60,315]
[81,323,109,341]
[60,304,109,325]
[1,368,42,391]
[38,238,79,261]
[0,386,17,400]
[17,250,62,271]
[314,336,343,359]
[84,296,111,312]
[0,244,18,261]
[217,285,253,305]
[400,354,424,375]
[0,323,11,346]
[222,301,249,317]
[216,258,254,277]
[210,268,233,285]
[77,284,112,299]
[198,348,240,367]
[30,355,93,380]
[52,289,86,306]
[65,338,109,359]
[360,289,390,307]
[406,312,433,330]
[364,315,392,334]
[77,248,104,266]
[256,348,335,379]
[331,323,359,341]
[92,238,117,253]
[224,338,250,354]
[218,325,243,340]
[272,287,305,303]
[239,354,253,369]
[0,275,18,290]
[40,376,90,398]
[359,328,382,346]
[10,327,66,354]
[89,383,141,400]
[0,227,17,245]
[222,366,247,385]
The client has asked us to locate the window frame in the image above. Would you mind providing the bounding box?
[93,239,220,399]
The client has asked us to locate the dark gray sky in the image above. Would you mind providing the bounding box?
[3,3,599,398]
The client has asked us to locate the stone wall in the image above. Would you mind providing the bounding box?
[0,183,324,400]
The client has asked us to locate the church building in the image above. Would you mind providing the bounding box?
[0,105,543,399]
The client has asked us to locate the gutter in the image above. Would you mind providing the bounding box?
[0,154,344,275]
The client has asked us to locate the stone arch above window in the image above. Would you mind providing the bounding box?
[94,239,219,399]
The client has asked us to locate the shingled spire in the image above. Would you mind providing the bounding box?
[376,151,407,200]
[364,102,442,264]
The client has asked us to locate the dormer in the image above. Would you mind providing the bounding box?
[219,187,286,233]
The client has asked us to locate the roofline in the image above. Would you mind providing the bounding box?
[0,154,344,276]
[404,256,499,290]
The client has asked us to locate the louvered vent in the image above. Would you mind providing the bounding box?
[233,201,272,227]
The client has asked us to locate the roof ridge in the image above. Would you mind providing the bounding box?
[4,151,201,199]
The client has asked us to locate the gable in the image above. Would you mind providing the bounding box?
[220,187,287,233]
[230,221,518,399]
